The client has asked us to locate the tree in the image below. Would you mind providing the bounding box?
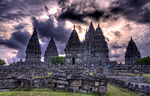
[136,57,150,65]
[0,59,6,66]
[9,62,17,66]
[50,56,65,65]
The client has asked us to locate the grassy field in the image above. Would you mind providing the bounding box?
[127,73,150,83]
[107,84,138,96]
[0,84,139,96]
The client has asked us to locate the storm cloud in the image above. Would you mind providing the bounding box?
[110,0,150,23]
[0,0,150,64]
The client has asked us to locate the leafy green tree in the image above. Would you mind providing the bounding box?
[50,56,65,65]
[136,57,150,65]
[9,62,17,66]
[0,59,6,66]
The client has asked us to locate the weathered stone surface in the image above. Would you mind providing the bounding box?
[82,85,92,91]
[80,89,88,94]
[99,86,107,93]
[95,81,99,87]
[70,80,82,87]
[65,87,78,92]
[56,85,65,89]
[56,80,69,85]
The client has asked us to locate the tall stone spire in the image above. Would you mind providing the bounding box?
[25,27,41,63]
[65,25,82,65]
[83,23,109,67]
[125,37,141,65]
[44,37,58,64]
[85,22,95,45]
[94,24,109,64]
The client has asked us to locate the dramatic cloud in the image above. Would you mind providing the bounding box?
[58,0,115,23]
[0,0,150,64]
[0,31,30,50]
[110,0,150,23]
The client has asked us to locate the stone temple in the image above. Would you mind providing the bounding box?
[125,37,141,65]
[65,22,109,68]
[65,25,83,65]
[44,37,58,64]
[83,22,109,67]
[25,27,41,63]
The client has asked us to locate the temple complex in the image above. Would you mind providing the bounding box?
[64,23,109,67]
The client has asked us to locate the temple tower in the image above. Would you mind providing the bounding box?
[83,23,109,67]
[44,37,58,64]
[83,22,95,67]
[25,27,41,63]
[93,24,109,64]
[65,25,83,65]
[125,37,141,65]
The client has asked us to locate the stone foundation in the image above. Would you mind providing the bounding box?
[31,73,107,95]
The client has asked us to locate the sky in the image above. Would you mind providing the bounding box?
[0,0,150,64]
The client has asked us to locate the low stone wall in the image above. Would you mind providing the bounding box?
[30,73,108,95]
[108,78,150,96]
[110,65,150,74]
[0,72,108,96]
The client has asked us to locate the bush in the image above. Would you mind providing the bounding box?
[0,59,6,65]
[136,57,150,65]
[50,56,65,65]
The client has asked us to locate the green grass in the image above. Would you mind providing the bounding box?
[127,73,150,83]
[0,89,96,96]
[0,84,139,96]
[107,84,139,96]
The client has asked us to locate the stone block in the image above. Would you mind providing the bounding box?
[82,85,92,91]
[56,85,65,89]
[100,81,107,86]
[70,80,82,87]
[80,89,87,94]
[95,81,99,87]
[3,79,17,83]
[91,87,99,92]
[56,80,69,85]
[99,86,107,94]
[57,77,67,81]
[3,83,18,89]
[65,87,79,92]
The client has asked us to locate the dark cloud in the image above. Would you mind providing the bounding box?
[58,8,87,24]
[0,0,51,22]
[0,31,30,49]
[114,31,121,38]
[32,16,71,54]
[32,17,71,43]
[110,0,150,23]
[136,31,150,57]
[0,30,30,58]
[57,0,150,24]
[111,42,126,49]
[14,23,27,30]
[57,0,114,23]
